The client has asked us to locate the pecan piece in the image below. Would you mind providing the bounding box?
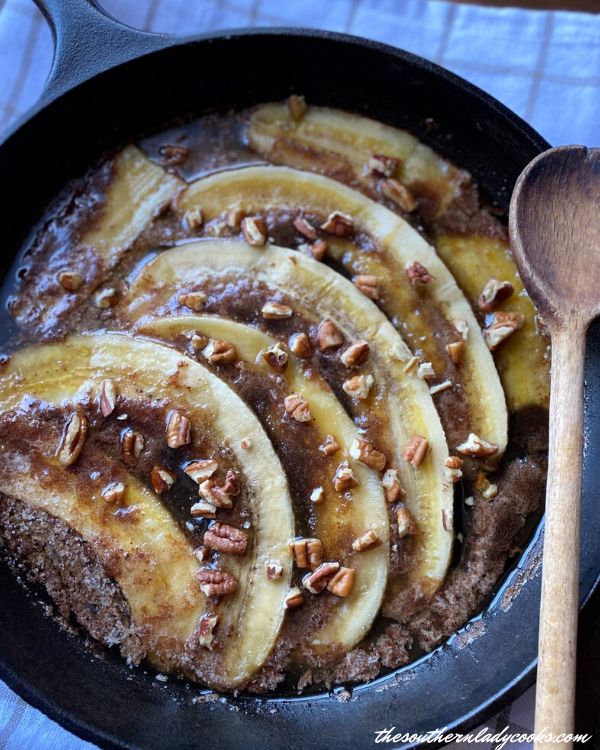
[184,459,218,484]
[293,215,317,240]
[429,380,452,396]
[178,291,206,311]
[396,507,417,538]
[317,319,343,350]
[98,378,117,417]
[114,505,140,523]
[121,429,144,465]
[327,566,356,597]
[310,239,328,261]
[353,274,380,300]
[321,211,354,237]
[150,465,175,494]
[59,413,88,466]
[199,470,240,509]
[194,546,210,563]
[483,311,524,351]
[184,207,204,231]
[226,206,244,229]
[284,393,312,422]
[289,537,322,569]
[285,586,304,609]
[303,561,340,594]
[368,154,400,178]
[352,526,382,552]
[102,481,125,504]
[340,340,369,368]
[93,287,118,308]
[263,342,289,373]
[287,94,308,122]
[319,434,340,456]
[456,432,498,457]
[202,338,237,364]
[196,568,238,597]
[289,332,311,358]
[166,410,191,449]
[262,301,293,319]
[343,373,374,401]
[349,438,386,472]
[382,468,404,503]
[266,561,283,580]
[380,178,417,212]
[190,500,217,518]
[333,460,359,492]
[444,456,464,483]
[417,361,436,380]
[478,279,514,312]
[241,216,267,247]
[58,270,82,292]
[406,261,433,287]
[475,471,498,498]
[402,435,430,467]
[204,522,248,555]
[198,613,218,649]
[446,341,465,365]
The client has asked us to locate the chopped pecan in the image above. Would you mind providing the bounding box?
[478,278,514,312]
[303,561,340,594]
[178,291,206,311]
[333,460,359,492]
[198,613,218,649]
[93,287,118,309]
[226,206,244,229]
[456,432,498,457]
[202,338,237,364]
[483,311,525,351]
[321,211,354,237]
[340,340,369,368]
[475,471,498,498]
[287,94,308,122]
[194,545,210,563]
[317,319,344,350]
[417,361,435,379]
[262,301,293,319]
[429,380,452,396]
[353,274,380,300]
[396,507,417,538]
[113,505,140,523]
[310,239,328,261]
[188,331,209,354]
[352,526,382,552]
[263,342,289,373]
[293,215,317,240]
[368,154,400,178]
[380,178,417,212]
[266,561,283,580]
[444,456,464,483]
[406,261,433,287]
[151,465,175,494]
[166,410,191,449]
[190,499,217,518]
[99,378,118,417]
[241,216,267,247]
[58,270,82,292]
[184,459,218,484]
[446,341,465,365]
[382,468,404,503]
[310,486,324,504]
[319,434,340,456]
[285,586,304,608]
[343,373,374,401]
[199,479,232,509]
[289,537,322,569]
[288,331,312,358]
[184,207,204,231]
[327,566,356,597]
[121,429,145,465]
[402,435,430,467]
[102,481,125,504]
[196,568,237,597]
[284,393,312,422]
[349,438,386,472]
[204,522,248,555]
[59,413,88,466]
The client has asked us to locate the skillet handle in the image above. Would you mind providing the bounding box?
[34,0,174,101]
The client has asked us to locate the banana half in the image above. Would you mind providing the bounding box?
[174,164,507,459]
[247,103,550,413]
[0,333,294,690]
[140,315,389,658]
[125,239,454,602]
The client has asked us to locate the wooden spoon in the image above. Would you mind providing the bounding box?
[509,145,600,749]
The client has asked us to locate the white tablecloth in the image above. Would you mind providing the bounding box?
[0,0,598,747]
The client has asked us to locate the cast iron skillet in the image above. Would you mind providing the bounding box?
[0,2,599,748]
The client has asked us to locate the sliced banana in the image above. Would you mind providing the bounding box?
[141,315,389,655]
[0,333,294,689]
[175,165,507,457]
[125,240,454,599]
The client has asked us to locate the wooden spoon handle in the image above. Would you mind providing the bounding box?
[534,321,585,749]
